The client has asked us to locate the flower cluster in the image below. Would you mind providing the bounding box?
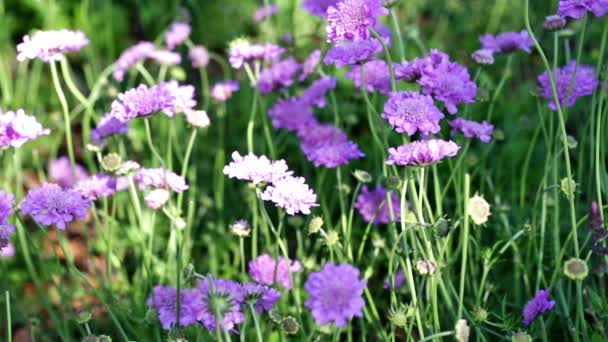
[302,0,340,17]
[248,254,303,289]
[324,39,382,68]
[345,60,391,94]
[20,183,91,229]
[134,168,189,193]
[111,83,175,122]
[522,289,555,326]
[326,0,388,43]
[300,76,337,108]
[112,42,157,81]
[382,91,444,136]
[258,57,300,93]
[299,49,322,81]
[299,124,364,168]
[48,157,88,188]
[537,61,599,111]
[73,174,120,201]
[91,113,129,143]
[0,109,50,148]
[16,29,89,63]
[0,189,15,250]
[387,139,460,167]
[558,0,608,19]
[355,185,401,224]
[472,30,533,64]
[228,40,285,69]
[449,118,494,143]
[223,152,292,184]
[189,45,210,68]
[165,22,191,50]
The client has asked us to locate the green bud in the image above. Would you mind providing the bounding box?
[269,309,283,324]
[169,66,187,81]
[433,218,451,237]
[493,129,505,141]
[511,332,532,342]
[183,263,195,281]
[566,135,578,149]
[474,308,489,322]
[325,231,340,247]
[280,316,300,335]
[560,177,576,198]
[308,216,324,235]
[76,311,92,324]
[102,153,122,172]
[564,257,588,281]
[384,175,402,191]
[82,336,98,342]
[98,336,112,342]
[353,170,372,183]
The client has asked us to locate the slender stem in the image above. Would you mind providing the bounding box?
[50,60,77,178]
[144,119,166,167]
[135,63,155,86]
[5,291,11,342]
[369,27,396,91]
[59,58,88,107]
[247,89,260,153]
[248,303,264,342]
[457,173,471,318]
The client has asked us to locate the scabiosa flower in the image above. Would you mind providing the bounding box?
[297,123,347,145]
[165,22,191,50]
[48,156,88,188]
[254,5,279,22]
[0,109,50,148]
[382,91,445,136]
[91,113,129,142]
[387,139,460,167]
[355,185,401,224]
[558,0,608,19]
[163,81,196,116]
[20,183,90,229]
[299,49,322,81]
[211,80,240,101]
[112,42,156,81]
[228,40,285,69]
[301,137,365,168]
[145,189,171,210]
[346,60,391,94]
[471,49,495,65]
[449,118,495,143]
[479,31,534,54]
[268,97,318,133]
[197,278,245,332]
[0,224,15,250]
[324,39,381,68]
[258,57,300,94]
[134,168,189,193]
[0,243,15,257]
[261,176,319,215]
[302,0,340,17]
[147,50,181,65]
[147,285,201,330]
[189,45,210,68]
[383,270,406,289]
[243,282,281,313]
[16,29,89,63]
[73,174,118,201]
[111,83,174,122]
[305,262,366,327]
[223,152,292,185]
[537,61,599,111]
[544,15,567,30]
[185,110,211,128]
[300,76,337,108]
[522,289,556,326]
[230,219,251,237]
[326,0,388,43]
[248,254,303,289]
[0,190,14,224]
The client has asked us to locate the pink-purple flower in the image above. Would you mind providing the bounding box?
[258,57,300,94]
[147,50,181,65]
[243,282,281,313]
[326,0,388,43]
[324,39,382,68]
[134,168,188,193]
[300,76,337,108]
[228,40,285,69]
[260,176,318,215]
[0,189,15,250]
[211,80,240,101]
[196,278,245,332]
[522,289,556,326]
[21,183,90,229]
[91,113,129,142]
[112,42,156,82]
[163,81,197,116]
[449,118,495,143]
[145,189,171,210]
[111,83,174,122]
[382,91,445,136]
[268,97,318,133]
[355,185,401,224]
[479,30,534,54]
[558,0,608,19]
[165,22,191,50]
[248,253,303,289]
[48,157,88,188]
[254,5,279,22]
[223,152,292,185]
[16,29,89,63]
[147,285,201,330]
[300,49,322,81]
[189,45,210,68]
[299,124,364,168]
[0,109,50,148]
[537,61,599,111]
[346,60,391,94]
[387,139,460,167]
[302,0,341,17]
[73,174,118,201]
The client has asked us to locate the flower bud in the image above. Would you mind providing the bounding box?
[325,230,340,247]
[560,177,576,198]
[455,319,470,342]
[280,316,299,335]
[564,257,588,280]
[415,260,436,275]
[474,307,488,322]
[102,153,122,172]
[511,332,532,342]
[353,170,372,183]
[433,218,451,237]
[76,311,92,324]
[230,219,251,237]
[468,194,491,225]
[543,15,566,31]
[308,216,324,235]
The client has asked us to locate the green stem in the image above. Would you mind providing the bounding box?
[247,89,260,153]
[50,60,77,179]
[5,291,11,342]
[248,303,264,342]
[369,27,396,91]
[457,173,471,318]
[59,58,88,107]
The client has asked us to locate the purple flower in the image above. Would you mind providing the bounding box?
[112,42,156,82]
[258,57,300,94]
[522,289,556,326]
[147,50,181,65]
[304,262,366,327]
[211,80,240,101]
[297,123,347,144]
[223,152,292,185]
[479,30,534,54]
[300,76,337,108]
[354,185,401,224]
[471,49,495,65]
[92,113,129,142]
[302,0,340,17]
[300,50,322,81]
[387,139,460,167]
[0,109,50,148]
[346,60,391,94]
[228,40,285,69]
[0,189,14,224]
[111,83,174,122]
[248,253,303,289]
[254,5,279,22]
[147,285,201,330]
[197,278,245,332]
[16,29,89,63]
[326,0,388,43]
[538,61,599,111]
[0,224,15,250]
[163,81,197,116]
[418,49,477,114]
[145,189,170,210]
[268,97,318,133]
[20,183,90,230]
[324,39,382,68]
[382,91,445,136]
[165,22,191,50]
[558,0,608,19]
[243,282,281,313]
[1,243,15,257]
[544,15,567,30]
[189,45,210,68]
[134,168,188,193]
[449,118,494,143]
[73,174,118,201]
[48,157,88,188]
[260,176,318,215]
[300,130,364,168]
[383,271,406,289]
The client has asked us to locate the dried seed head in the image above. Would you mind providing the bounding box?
[468,194,491,225]
[308,216,324,235]
[415,260,436,275]
[455,319,470,342]
[102,153,122,172]
[280,316,299,335]
[230,219,251,237]
[564,258,588,281]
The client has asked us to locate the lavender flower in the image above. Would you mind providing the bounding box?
[165,22,191,50]
[74,174,118,201]
[479,31,534,54]
[299,50,322,81]
[185,110,211,128]
[258,57,300,93]
[0,243,15,257]
[16,29,89,63]
[92,113,129,142]
[304,262,366,327]
[387,139,460,167]
[522,289,556,326]
[112,42,156,81]
[297,123,347,145]
[0,109,50,148]
[254,5,279,22]
[471,49,495,65]
[189,45,210,68]
[382,91,445,136]
[538,61,599,111]
[544,15,567,30]
[145,189,170,210]
[228,40,285,69]
[248,253,303,289]
[324,39,382,68]
[383,271,406,289]
[302,0,340,17]
[211,80,240,101]
[268,97,317,133]
[147,50,181,65]
[147,285,201,330]
[0,189,14,224]
[300,76,337,108]
[394,58,426,82]
[134,168,189,193]
[21,183,90,229]
[48,156,88,188]
[449,118,494,143]
[243,282,281,313]
[163,81,196,116]
[0,224,15,250]
[300,130,364,168]
[197,278,245,332]
[558,0,608,19]
[326,0,388,43]
[261,176,319,215]
[223,152,292,184]
[111,83,174,122]
[346,60,391,94]
[355,185,401,224]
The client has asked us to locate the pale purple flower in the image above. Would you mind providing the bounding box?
[147,50,181,65]
[0,243,15,257]
[302,0,340,17]
[147,285,201,330]
[387,139,460,167]
[301,135,364,168]
[16,29,89,63]
[134,168,189,193]
[0,109,50,148]
[383,271,406,289]
[113,42,156,81]
[228,40,285,69]
[211,81,240,101]
[268,97,318,133]
[111,83,174,122]
[558,0,608,19]
[189,45,210,68]
[165,22,191,50]
[522,289,556,326]
[305,262,366,327]
[355,185,401,224]
[260,176,318,215]
[21,183,90,229]
[538,61,599,111]
[92,113,129,142]
[48,156,88,188]
[324,39,382,68]
[163,81,196,116]
[145,189,171,210]
[382,91,445,136]
[297,123,347,145]
[300,76,337,108]
[248,253,303,289]
[197,278,245,332]
[243,282,281,313]
[449,118,495,143]
[0,224,15,250]
[471,49,495,65]
[223,151,292,185]
[300,50,322,81]
[258,57,300,94]
[326,0,388,43]
[254,5,279,22]
[479,30,534,54]
[185,110,211,128]
[544,15,567,30]
[346,60,391,94]
[73,174,118,201]
[394,59,425,82]
[0,189,14,224]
